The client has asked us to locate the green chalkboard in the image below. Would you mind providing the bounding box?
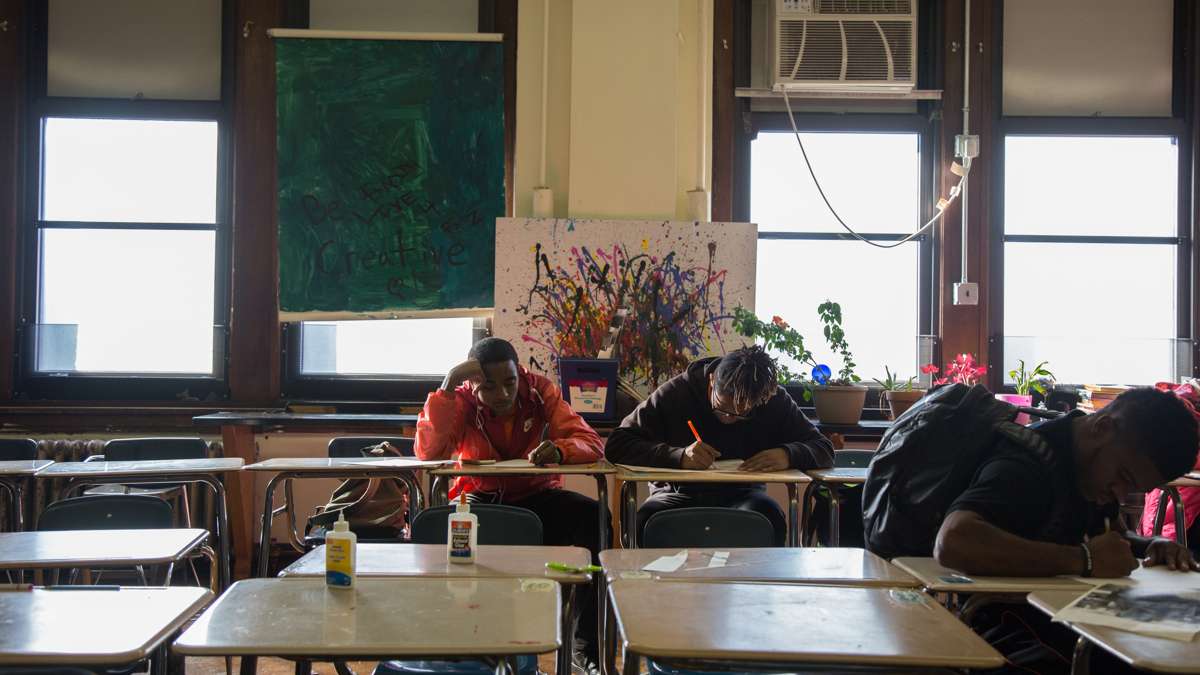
[275,37,504,316]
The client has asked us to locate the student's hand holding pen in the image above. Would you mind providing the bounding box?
[681,440,721,469]
[1143,537,1200,571]
[528,440,563,466]
[1088,531,1139,578]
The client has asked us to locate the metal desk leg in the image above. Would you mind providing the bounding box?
[593,473,610,675]
[206,476,233,591]
[1167,486,1188,548]
[557,584,578,675]
[431,474,449,506]
[239,655,258,675]
[0,478,21,531]
[1153,488,1171,536]
[258,473,288,577]
[601,577,617,675]
[828,483,842,547]
[621,649,639,675]
[786,482,802,548]
[1071,636,1092,675]
[621,481,639,549]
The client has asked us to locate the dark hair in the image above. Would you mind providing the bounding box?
[468,337,519,367]
[712,345,780,410]
[1102,387,1199,481]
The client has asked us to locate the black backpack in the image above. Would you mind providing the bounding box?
[862,383,1059,560]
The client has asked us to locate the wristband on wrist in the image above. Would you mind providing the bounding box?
[1080,543,1094,577]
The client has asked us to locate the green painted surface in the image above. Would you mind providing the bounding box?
[275,38,504,314]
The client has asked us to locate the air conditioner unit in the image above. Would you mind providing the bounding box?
[771,0,917,94]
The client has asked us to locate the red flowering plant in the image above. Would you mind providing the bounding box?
[923,353,987,386]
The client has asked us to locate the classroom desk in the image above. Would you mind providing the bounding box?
[245,457,447,577]
[0,459,52,531]
[599,546,917,587]
[37,458,242,590]
[801,467,868,546]
[1151,471,1200,548]
[193,411,420,579]
[0,586,212,672]
[173,577,560,675]
[0,528,209,579]
[892,556,1094,594]
[613,465,811,548]
[280,543,591,675]
[607,579,1004,673]
[1029,590,1200,674]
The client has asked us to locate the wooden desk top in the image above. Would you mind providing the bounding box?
[608,580,1003,669]
[1030,591,1200,674]
[0,529,209,569]
[245,457,447,473]
[599,547,917,587]
[193,412,418,428]
[892,557,1093,593]
[280,544,591,584]
[432,460,615,477]
[0,460,53,476]
[1167,472,1200,488]
[805,467,868,484]
[37,457,243,478]
[173,578,560,658]
[614,465,811,484]
[0,586,211,666]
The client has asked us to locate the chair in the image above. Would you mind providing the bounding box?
[327,436,415,458]
[410,504,543,546]
[89,438,208,528]
[39,494,175,586]
[807,450,872,547]
[373,504,544,675]
[641,507,774,548]
[0,438,37,461]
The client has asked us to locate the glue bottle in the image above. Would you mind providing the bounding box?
[447,493,478,564]
[325,511,357,588]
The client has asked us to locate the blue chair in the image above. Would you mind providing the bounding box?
[39,495,175,586]
[373,504,544,675]
[0,438,37,461]
[641,507,775,549]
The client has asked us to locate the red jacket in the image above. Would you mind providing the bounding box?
[414,367,604,501]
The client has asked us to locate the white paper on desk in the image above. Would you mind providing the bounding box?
[707,551,730,568]
[642,550,689,573]
[1054,583,1200,641]
[615,460,749,474]
[491,459,537,468]
[1070,566,1200,589]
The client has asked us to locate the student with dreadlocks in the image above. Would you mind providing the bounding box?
[605,345,834,545]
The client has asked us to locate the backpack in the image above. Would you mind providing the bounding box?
[862,383,1061,560]
[307,442,413,538]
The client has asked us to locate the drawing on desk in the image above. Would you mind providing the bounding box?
[493,218,757,394]
[1057,584,1200,641]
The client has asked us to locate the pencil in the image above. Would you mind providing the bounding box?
[687,419,702,443]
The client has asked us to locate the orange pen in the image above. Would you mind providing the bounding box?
[687,419,702,443]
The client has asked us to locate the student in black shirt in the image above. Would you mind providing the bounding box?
[605,346,834,545]
[936,387,1199,579]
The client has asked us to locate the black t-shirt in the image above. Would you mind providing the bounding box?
[947,411,1117,545]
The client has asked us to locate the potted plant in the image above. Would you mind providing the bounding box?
[810,301,867,425]
[874,366,925,420]
[999,359,1053,424]
[731,307,814,404]
[925,353,988,387]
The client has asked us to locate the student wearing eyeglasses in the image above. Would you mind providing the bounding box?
[605,345,834,545]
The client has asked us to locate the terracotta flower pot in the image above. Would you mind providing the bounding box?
[812,384,868,425]
[884,389,926,420]
[996,393,1033,424]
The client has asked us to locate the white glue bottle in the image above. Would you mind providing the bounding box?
[325,511,357,588]
[447,493,478,564]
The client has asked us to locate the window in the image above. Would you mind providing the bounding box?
[296,318,476,377]
[750,130,928,384]
[20,1,229,400]
[1001,135,1186,385]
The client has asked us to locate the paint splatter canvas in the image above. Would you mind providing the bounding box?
[493,218,757,392]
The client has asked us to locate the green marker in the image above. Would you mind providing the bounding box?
[546,562,602,574]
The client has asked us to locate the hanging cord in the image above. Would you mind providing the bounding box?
[782,90,969,250]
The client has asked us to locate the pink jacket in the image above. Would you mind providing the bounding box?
[1139,382,1200,540]
[414,367,604,501]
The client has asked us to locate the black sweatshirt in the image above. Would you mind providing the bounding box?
[605,357,834,492]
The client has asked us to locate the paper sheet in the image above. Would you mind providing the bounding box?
[1054,583,1200,641]
[707,551,730,568]
[616,459,749,474]
[642,550,689,573]
[1071,566,1200,589]
[491,459,537,468]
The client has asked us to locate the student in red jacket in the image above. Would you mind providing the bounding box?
[415,337,607,674]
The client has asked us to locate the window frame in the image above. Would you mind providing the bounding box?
[15,0,235,401]
[986,0,1195,390]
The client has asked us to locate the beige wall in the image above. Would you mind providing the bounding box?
[515,0,712,220]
